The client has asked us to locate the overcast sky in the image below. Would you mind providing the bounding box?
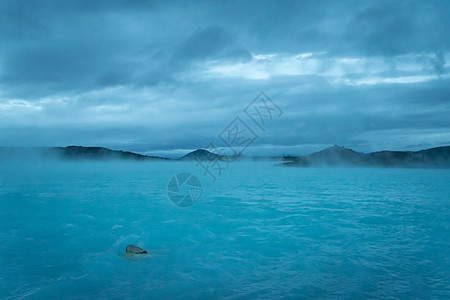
[0,0,449,156]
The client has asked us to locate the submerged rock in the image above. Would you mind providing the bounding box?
[125,244,147,254]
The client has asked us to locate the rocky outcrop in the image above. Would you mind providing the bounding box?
[125,244,147,254]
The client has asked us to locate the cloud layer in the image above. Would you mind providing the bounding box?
[1,0,449,155]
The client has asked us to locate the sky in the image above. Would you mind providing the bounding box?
[0,0,449,157]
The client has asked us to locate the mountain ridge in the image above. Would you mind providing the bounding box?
[282,145,450,168]
[1,145,450,168]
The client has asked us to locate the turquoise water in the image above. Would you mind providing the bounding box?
[1,160,449,299]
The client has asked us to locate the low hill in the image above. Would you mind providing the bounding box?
[283,145,450,168]
[180,149,224,161]
[52,146,167,160]
[0,146,167,161]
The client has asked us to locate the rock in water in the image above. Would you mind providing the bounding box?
[126,244,147,254]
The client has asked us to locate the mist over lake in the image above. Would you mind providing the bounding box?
[1,160,449,298]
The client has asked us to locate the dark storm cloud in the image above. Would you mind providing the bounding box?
[1,0,448,96]
[341,1,450,56]
[0,0,449,154]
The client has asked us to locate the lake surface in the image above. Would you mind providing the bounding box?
[1,160,449,299]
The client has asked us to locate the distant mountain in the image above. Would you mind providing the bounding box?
[2,145,449,167]
[179,148,253,162]
[51,146,167,160]
[366,146,450,167]
[0,146,167,161]
[283,145,450,168]
[180,149,224,161]
[307,145,366,166]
